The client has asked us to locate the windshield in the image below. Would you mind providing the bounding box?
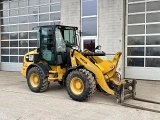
[58,26,77,47]
[55,28,66,52]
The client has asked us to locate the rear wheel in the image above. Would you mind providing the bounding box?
[66,69,96,101]
[27,66,50,92]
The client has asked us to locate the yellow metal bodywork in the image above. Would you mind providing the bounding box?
[70,50,123,95]
[21,50,37,78]
[21,48,123,96]
[48,66,66,81]
[21,49,67,82]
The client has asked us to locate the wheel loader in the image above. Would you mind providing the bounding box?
[21,25,160,113]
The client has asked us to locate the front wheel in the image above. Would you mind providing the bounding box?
[27,66,50,93]
[66,69,96,102]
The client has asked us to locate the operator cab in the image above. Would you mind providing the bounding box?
[35,25,78,66]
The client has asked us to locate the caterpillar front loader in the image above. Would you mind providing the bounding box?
[21,25,160,113]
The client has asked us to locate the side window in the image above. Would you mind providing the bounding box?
[32,27,40,48]
[63,30,77,46]
[37,31,40,47]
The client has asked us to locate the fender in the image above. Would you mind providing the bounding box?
[26,63,52,78]
[62,65,84,86]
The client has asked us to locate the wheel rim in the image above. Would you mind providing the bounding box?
[30,73,39,87]
[70,77,84,95]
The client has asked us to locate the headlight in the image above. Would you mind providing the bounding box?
[25,54,34,62]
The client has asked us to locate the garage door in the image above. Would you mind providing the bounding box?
[0,0,61,71]
[125,0,160,80]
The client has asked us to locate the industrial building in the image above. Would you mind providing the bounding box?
[0,0,160,80]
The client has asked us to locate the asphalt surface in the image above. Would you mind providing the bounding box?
[0,71,160,120]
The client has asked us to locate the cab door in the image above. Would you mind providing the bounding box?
[39,26,56,65]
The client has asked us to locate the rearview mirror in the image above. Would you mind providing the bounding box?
[95,45,101,50]
[91,45,101,52]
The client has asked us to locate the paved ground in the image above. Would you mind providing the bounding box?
[0,71,160,120]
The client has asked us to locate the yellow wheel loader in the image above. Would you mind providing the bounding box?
[21,25,160,113]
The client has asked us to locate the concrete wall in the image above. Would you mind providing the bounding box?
[98,0,125,76]
[61,0,81,29]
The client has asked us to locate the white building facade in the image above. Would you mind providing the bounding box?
[0,0,160,80]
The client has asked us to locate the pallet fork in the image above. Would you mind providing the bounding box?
[117,80,160,113]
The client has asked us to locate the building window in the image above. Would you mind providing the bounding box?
[83,39,95,51]
[82,0,97,16]
[82,17,97,36]
[0,0,61,63]
[81,0,98,50]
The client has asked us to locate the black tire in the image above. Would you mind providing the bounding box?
[27,66,50,93]
[66,69,96,102]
